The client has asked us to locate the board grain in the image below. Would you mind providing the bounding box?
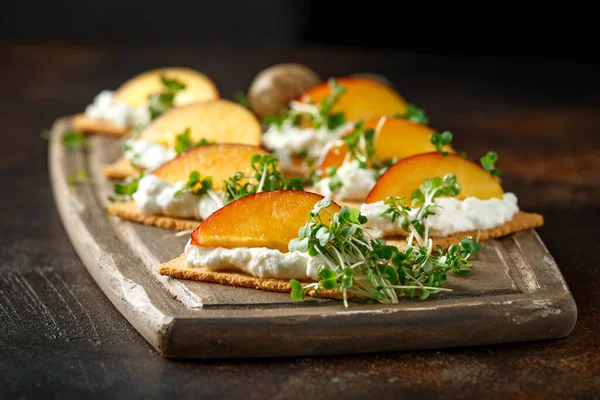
[49,116,577,359]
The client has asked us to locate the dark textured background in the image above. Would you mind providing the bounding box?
[2,1,598,62]
[1,2,599,398]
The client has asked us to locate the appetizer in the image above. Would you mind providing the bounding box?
[107,145,303,230]
[261,77,413,177]
[158,190,484,307]
[360,152,544,248]
[157,133,543,307]
[103,100,262,180]
[311,117,453,202]
[73,67,219,136]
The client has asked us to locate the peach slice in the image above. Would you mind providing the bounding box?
[191,191,342,252]
[320,118,454,177]
[365,152,504,204]
[138,100,262,148]
[299,77,407,122]
[153,144,268,185]
[114,67,219,107]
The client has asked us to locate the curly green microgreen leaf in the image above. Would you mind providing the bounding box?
[480,151,501,177]
[430,131,453,156]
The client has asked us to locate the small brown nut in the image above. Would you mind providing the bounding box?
[248,63,321,119]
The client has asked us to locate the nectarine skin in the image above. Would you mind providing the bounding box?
[191,190,342,252]
[114,67,219,107]
[153,144,268,185]
[138,100,262,149]
[365,152,504,204]
[319,118,453,177]
[299,77,407,122]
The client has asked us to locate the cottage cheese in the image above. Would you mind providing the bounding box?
[316,160,377,201]
[124,139,176,171]
[132,174,224,220]
[84,90,150,129]
[185,241,329,280]
[360,193,520,238]
[262,121,352,170]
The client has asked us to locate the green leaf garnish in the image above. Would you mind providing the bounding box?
[174,128,214,154]
[480,151,501,177]
[233,91,250,108]
[394,104,429,124]
[62,130,86,152]
[341,121,377,169]
[287,195,481,307]
[148,75,186,120]
[222,154,304,203]
[429,131,453,156]
[382,173,461,237]
[263,78,346,131]
[174,171,213,197]
[160,76,186,92]
[290,279,307,301]
[110,173,144,202]
[67,169,89,185]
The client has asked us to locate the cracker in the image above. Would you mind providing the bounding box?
[384,211,544,249]
[102,157,141,180]
[107,201,200,231]
[156,212,542,299]
[158,254,347,300]
[72,113,130,137]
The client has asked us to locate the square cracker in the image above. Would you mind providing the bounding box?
[156,212,543,298]
[384,211,544,249]
[158,254,347,300]
[107,201,200,231]
[102,157,142,180]
[72,113,129,137]
[319,200,543,249]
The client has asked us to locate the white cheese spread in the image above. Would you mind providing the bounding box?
[262,121,352,169]
[133,174,223,220]
[185,241,330,280]
[84,90,150,129]
[360,193,520,238]
[123,139,176,171]
[316,160,377,201]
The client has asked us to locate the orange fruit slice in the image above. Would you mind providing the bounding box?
[191,191,342,252]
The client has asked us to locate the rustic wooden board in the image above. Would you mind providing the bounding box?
[49,116,577,359]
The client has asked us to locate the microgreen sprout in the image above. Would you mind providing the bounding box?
[263,78,346,131]
[382,173,461,240]
[394,104,429,125]
[480,151,501,177]
[341,121,377,169]
[174,128,214,154]
[223,154,304,203]
[233,91,250,108]
[148,75,186,120]
[430,131,453,156]
[288,190,481,307]
[62,130,86,152]
[110,173,144,202]
[67,169,89,185]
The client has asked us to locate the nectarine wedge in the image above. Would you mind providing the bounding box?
[153,144,268,185]
[300,77,407,122]
[114,67,219,107]
[365,152,504,204]
[191,191,341,252]
[320,118,453,177]
[138,100,262,148]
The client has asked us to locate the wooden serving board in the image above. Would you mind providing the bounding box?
[49,116,577,359]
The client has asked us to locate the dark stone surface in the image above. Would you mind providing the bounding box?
[0,42,599,399]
